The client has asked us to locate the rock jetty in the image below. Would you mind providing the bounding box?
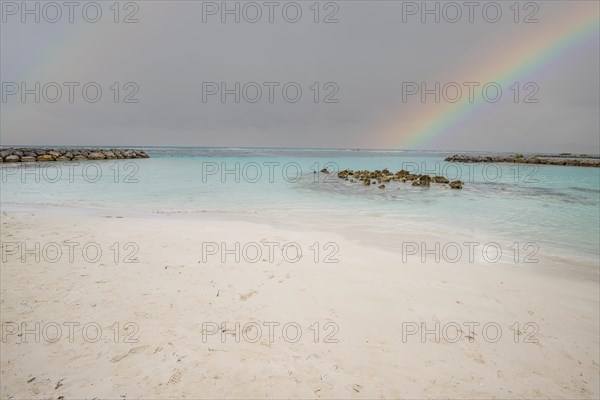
[327,168,463,189]
[0,148,149,163]
[444,154,600,167]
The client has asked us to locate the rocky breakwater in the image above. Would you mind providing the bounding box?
[0,148,150,163]
[445,154,600,167]
[322,168,463,189]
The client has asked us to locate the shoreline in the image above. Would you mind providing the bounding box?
[3,204,599,280]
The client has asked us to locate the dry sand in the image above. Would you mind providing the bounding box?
[1,211,599,399]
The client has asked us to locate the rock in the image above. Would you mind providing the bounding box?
[0,148,150,163]
[338,169,352,179]
[450,180,463,189]
[433,176,449,184]
[88,152,106,160]
[378,184,385,189]
[412,175,431,186]
[445,154,599,168]
[320,168,329,174]
[580,159,600,167]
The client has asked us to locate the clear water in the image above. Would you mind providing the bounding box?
[1,147,599,266]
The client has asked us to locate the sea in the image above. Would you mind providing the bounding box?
[1,147,599,269]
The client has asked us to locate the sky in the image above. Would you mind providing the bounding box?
[1,0,599,153]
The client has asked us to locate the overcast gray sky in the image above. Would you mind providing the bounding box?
[1,0,599,153]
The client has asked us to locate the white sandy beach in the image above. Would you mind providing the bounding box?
[1,210,598,399]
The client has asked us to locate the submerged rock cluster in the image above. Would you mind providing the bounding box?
[324,168,463,189]
[0,148,150,163]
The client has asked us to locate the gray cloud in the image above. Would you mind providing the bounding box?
[1,1,598,153]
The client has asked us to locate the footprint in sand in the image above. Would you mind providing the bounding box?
[239,290,257,301]
[168,370,183,385]
[110,353,130,364]
[110,345,149,363]
[467,351,485,364]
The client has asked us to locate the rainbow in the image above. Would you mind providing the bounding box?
[376,7,600,150]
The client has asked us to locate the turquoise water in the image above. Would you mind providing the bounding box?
[1,148,599,265]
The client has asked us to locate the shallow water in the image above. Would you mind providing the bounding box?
[1,147,599,265]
